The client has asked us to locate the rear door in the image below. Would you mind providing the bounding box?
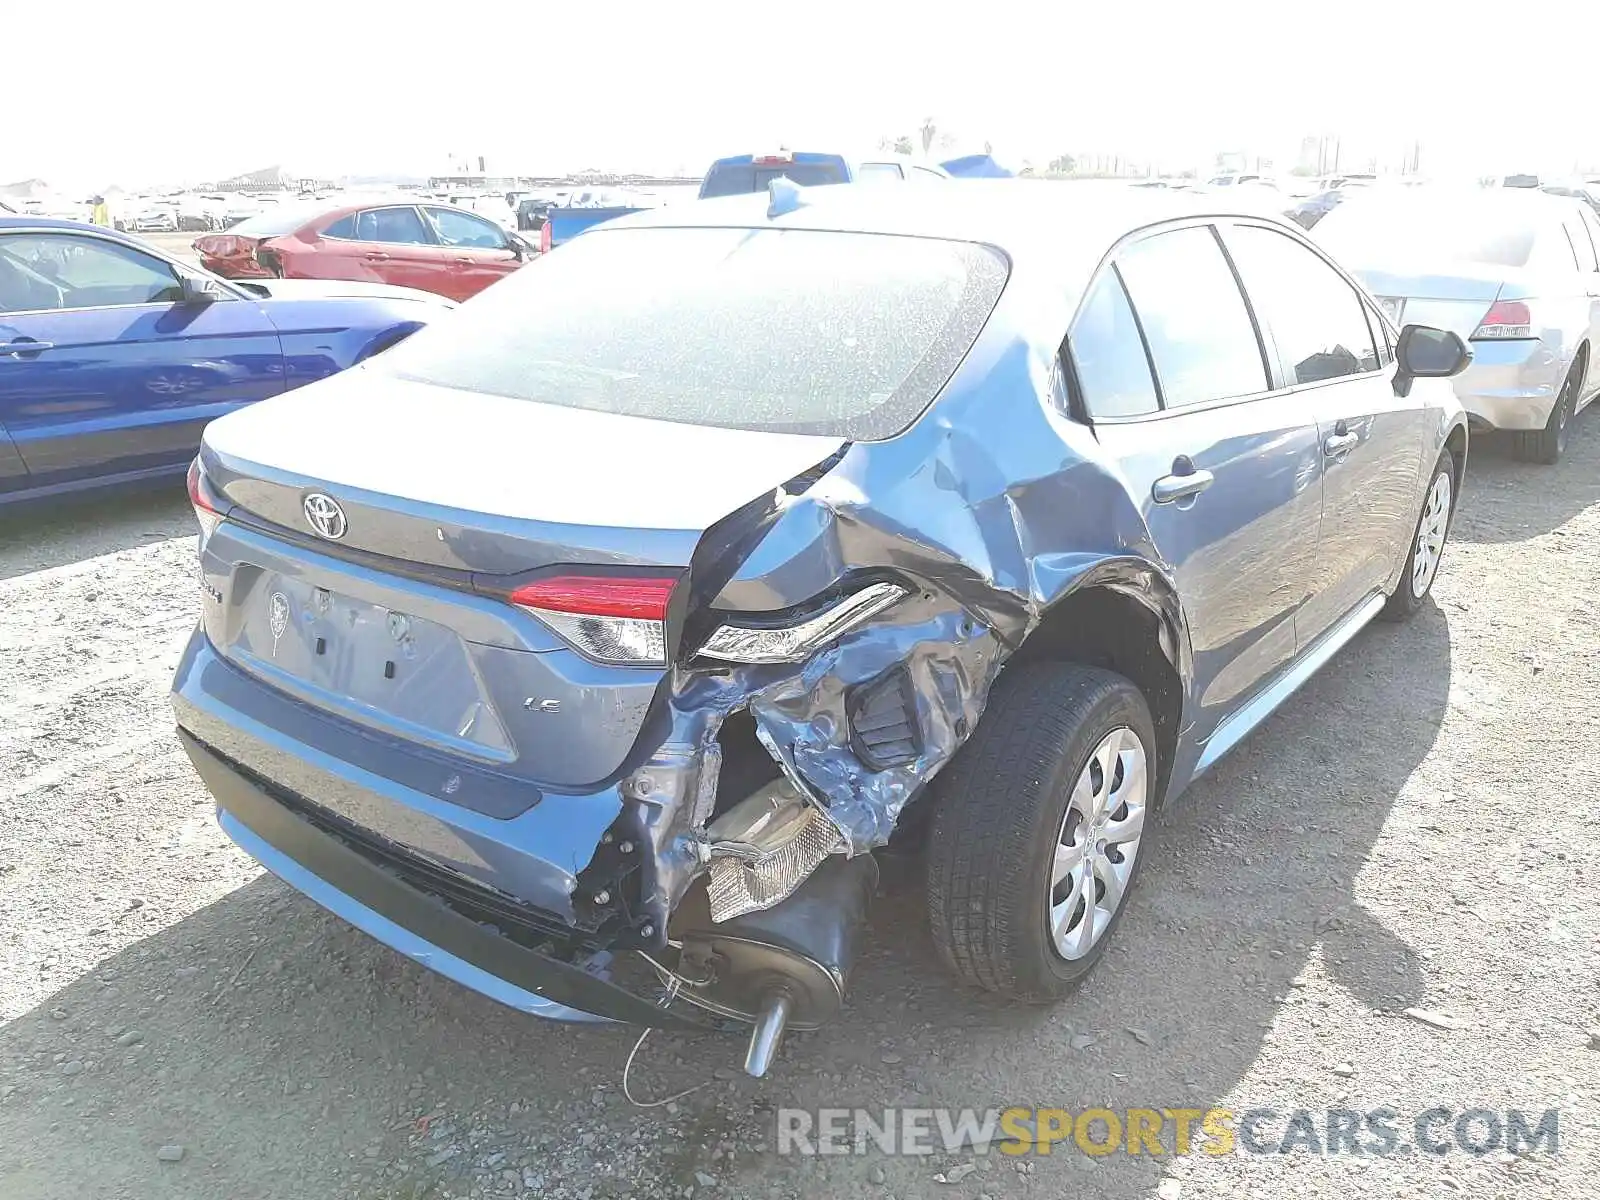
[1220,220,1424,643]
[422,206,522,300]
[0,229,285,487]
[1070,222,1324,742]
[313,206,449,296]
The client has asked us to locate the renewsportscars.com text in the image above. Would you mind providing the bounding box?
[776,1106,1561,1158]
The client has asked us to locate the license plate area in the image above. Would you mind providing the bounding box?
[230,571,513,760]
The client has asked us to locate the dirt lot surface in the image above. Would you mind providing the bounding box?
[2,428,1598,1200]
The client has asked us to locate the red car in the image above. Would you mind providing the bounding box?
[195,201,535,302]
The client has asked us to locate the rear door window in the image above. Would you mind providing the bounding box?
[355,207,432,245]
[374,225,1008,440]
[1223,224,1379,384]
[1068,267,1160,418]
[1563,217,1598,272]
[1114,226,1269,408]
[856,163,905,182]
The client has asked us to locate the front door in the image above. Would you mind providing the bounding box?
[422,206,523,300]
[1069,223,1325,744]
[0,230,286,488]
[1219,220,1427,642]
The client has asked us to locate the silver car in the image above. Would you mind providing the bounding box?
[1315,186,1600,463]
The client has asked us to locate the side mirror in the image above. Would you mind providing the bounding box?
[178,271,222,305]
[1393,324,1471,397]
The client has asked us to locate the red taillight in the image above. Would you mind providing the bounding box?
[187,458,222,543]
[1472,299,1533,339]
[509,575,675,620]
[539,221,552,254]
[509,575,676,666]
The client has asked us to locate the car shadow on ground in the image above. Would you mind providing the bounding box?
[1451,418,1599,544]
[0,484,191,582]
[746,597,1456,1197]
[0,596,1453,1199]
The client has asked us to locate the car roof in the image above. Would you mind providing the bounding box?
[598,180,1296,263]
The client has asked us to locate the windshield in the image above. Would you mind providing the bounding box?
[1316,194,1542,268]
[374,225,1008,439]
[699,162,849,198]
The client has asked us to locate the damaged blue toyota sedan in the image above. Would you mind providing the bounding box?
[172,182,1471,1075]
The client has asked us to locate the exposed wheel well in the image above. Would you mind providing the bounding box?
[1008,585,1184,806]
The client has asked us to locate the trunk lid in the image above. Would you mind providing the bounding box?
[1348,261,1511,339]
[197,371,844,787]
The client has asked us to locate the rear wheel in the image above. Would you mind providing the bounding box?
[1513,358,1581,464]
[1382,451,1455,621]
[925,662,1156,1002]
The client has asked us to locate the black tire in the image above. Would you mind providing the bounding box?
[1381,450,1456,622]
[925,662,1157,1002]
[1513,358,1581,464]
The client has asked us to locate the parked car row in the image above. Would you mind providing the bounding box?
[0,215,451,505]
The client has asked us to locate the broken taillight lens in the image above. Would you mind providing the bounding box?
[186,457,222,547]
[509,575,677,666]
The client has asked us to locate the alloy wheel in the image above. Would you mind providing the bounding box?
[1048,726,1148,960]
[1410,470,1452,599]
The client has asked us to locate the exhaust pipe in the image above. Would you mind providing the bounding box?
[674,853,877,1077]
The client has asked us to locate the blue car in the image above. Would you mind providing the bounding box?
[698,151,949,197]
[0,217,451,505]
[171,184,1470,1078]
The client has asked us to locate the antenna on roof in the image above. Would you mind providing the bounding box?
[767,175,806,219]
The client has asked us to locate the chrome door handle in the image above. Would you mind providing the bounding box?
[0,340,52,357]
[363,252,390,261]
[1152,469,1215,504]
[1324,431,1359,456]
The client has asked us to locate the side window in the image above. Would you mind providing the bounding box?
[856,163,905,182]
[1581,209,1600,270]
[911,166,947,182]
[1067,267,1160,417]
[1565,218,1598,273]
[1224,224,1379,384]
[1115,225,1268,408]
[322,214,357,239]
[426,207,507,250]
[0,233,180,313]
[355,207,432,245]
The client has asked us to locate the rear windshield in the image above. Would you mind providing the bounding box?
[375,226,1008,440]
[700,162,848,198]
[225,205,333,238]
[1315,195,1540,268]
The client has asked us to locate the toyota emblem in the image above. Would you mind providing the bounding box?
[302,493,348,540]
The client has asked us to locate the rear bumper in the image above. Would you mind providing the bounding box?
[1453,339,1565,431]
[172,631,705,1028]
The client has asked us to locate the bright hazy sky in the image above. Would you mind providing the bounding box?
[12,0,1598,188]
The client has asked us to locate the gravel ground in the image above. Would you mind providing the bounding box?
[2,429,1598,1200]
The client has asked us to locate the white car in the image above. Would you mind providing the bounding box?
[134,209,178,233]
